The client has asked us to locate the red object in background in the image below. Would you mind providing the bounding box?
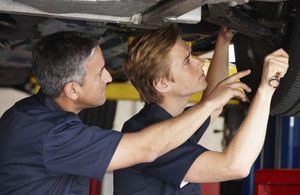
[88,180,219,195]
[255,169,300,195]
[201,183,220,195]
[89,179,101,195]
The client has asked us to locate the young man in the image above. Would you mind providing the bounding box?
[0,31,251,195]
[113,25,289,195]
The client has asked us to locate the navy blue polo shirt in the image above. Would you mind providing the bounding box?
[114,104,210,195]
[0,90,122,195]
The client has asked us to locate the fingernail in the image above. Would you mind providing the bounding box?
[246,96,250,102]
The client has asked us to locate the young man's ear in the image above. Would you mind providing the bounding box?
[63,82,79,100]
[154,78,171,93]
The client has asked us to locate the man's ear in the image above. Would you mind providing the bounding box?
[63,82,79,100]
[154,78,171,93]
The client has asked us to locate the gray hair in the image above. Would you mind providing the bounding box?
[32,31,99,98]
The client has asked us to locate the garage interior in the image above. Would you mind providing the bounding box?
[1,0,300,195]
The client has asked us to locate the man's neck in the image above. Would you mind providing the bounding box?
[158,96,188,117]
[54,96,81,114]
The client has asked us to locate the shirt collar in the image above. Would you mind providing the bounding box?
[36,89,64,112]
[144,103,173,121]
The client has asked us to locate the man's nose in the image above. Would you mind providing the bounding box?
[103,69,113,83]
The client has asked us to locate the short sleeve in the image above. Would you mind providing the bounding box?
[190,116,210,143]
[43,121,122,180]
[137,143,208,188]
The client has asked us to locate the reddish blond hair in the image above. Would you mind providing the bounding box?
[124,24,181,104]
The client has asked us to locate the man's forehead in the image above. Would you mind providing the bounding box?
[171,39,190,54]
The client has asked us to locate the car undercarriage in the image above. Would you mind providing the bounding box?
[0,0,299,115]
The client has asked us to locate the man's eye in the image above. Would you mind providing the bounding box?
[185,59,190,65]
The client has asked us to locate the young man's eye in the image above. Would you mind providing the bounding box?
[185,59,191,65]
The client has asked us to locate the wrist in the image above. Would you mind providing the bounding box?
[256,85,275,99]
[198,98,215,111]
[216,36,231,46]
